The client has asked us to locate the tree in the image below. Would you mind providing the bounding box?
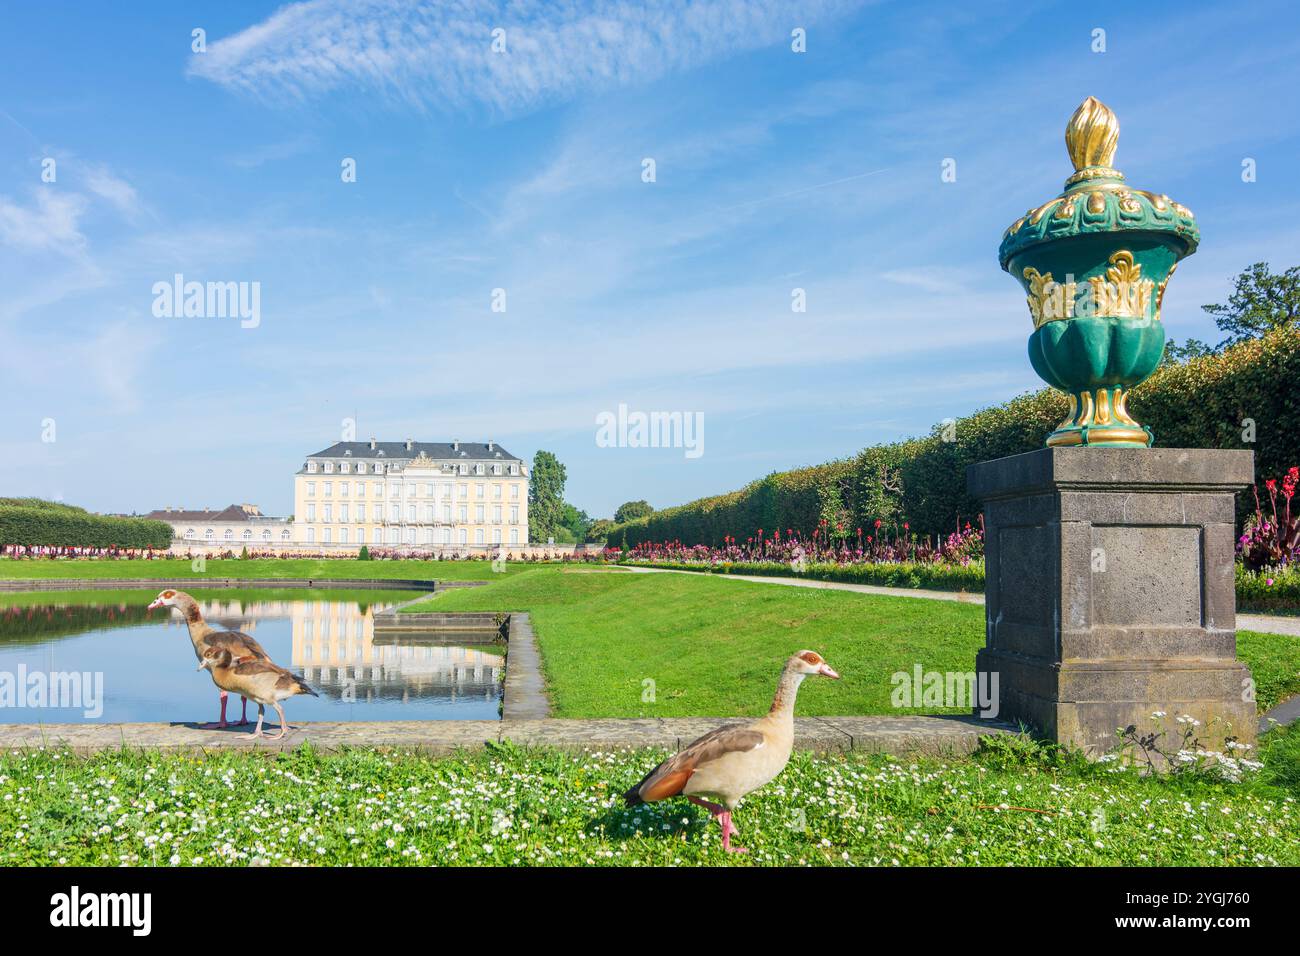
[1160,337,1214,367]
[585,518,614,543]
[528,450,567,543]
[560,502,591,542]
[1203,262,1300,346]
[614,500,654,523]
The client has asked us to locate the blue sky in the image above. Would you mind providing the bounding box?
[1,0,1297,520]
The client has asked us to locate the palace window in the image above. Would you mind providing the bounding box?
[324,528,332,543]
[324,482,332,496]
[307,504,316,521]
[307,482,316,496]
[341,462,350,474]
[510,528,519,545]
[511,485,519,499]
[281,529,290,540]
[224,529,233,540]
[262,530,272,541]
[307,528,315,543]
[475,529,484,544]
[243,529,252,540]
[340,504,349,522]
[184,528,195,540]
[340,527,349,544]
[492,528,501,544]
[324,462,334,473]
[476,505,484,523]
[459,528,467,545]
[476,483,485,499]
[307,462,317,473]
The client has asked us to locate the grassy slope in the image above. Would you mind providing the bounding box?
[0,558,518,581]
[2,732,1297,866]
[410,567,1300,718]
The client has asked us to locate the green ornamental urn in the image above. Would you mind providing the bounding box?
[999,96,1199,447]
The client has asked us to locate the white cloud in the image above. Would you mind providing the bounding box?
[187,0,863,114]
[83,166,141,217]
[0,190,88,251]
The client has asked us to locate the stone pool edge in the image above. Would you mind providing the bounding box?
[0,594,1016,757]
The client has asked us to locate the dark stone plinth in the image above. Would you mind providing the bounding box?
[968,447,1256,757]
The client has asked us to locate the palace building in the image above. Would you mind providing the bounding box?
[293,439,529,551]
[146,503,293,548]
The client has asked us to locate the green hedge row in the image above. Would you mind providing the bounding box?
[0,501,174,549]
[606,328,1300,545]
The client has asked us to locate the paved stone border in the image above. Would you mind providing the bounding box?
[502,613,550,719]
[0,715,1011,755]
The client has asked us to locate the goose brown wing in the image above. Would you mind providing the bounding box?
[626,724,765,805]
[206,630,270,662]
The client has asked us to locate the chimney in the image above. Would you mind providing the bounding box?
[369,437,376,450]
[405,438,413,451]
[488,440,495,452]
[453,440,459,451]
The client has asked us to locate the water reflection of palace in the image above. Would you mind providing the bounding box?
[291,600,501,705]
[183,598,502,705]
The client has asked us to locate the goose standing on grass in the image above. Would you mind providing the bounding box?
[147,588,270,728]
[624,650,840,853]
[198,647,318,740]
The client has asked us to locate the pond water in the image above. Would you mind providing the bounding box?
[0,592,502,722]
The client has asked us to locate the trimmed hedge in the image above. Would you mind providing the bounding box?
[608,328,1299,546]
[0,500,173,549]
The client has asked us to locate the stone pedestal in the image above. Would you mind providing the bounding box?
[968,447,1255,756]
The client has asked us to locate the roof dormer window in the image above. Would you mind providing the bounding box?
[307,462,317,473]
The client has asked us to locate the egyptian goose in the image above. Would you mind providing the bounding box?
[147,588,270,728]
[198,647,318,740]
[624,650,840,853]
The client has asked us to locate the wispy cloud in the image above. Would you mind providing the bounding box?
[187,0,863,114]
[83,165,142,218]
[0,189,88,251]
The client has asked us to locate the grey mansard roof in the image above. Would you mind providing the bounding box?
[305,441,522,462]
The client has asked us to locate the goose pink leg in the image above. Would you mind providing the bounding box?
[200,691,232,729]
[687,795,747,853]
[236,695,250,726]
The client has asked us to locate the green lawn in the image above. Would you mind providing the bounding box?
[0,557,520,582]
[406,566,1300,718]
[2,730,1297,866]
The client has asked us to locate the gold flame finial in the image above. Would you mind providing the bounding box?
[1065,96,1119,172]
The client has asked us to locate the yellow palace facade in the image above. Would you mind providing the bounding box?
[293,440,529,551]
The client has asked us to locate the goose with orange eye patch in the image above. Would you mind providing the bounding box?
[624,649,840,853]
[147,588,271,729]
